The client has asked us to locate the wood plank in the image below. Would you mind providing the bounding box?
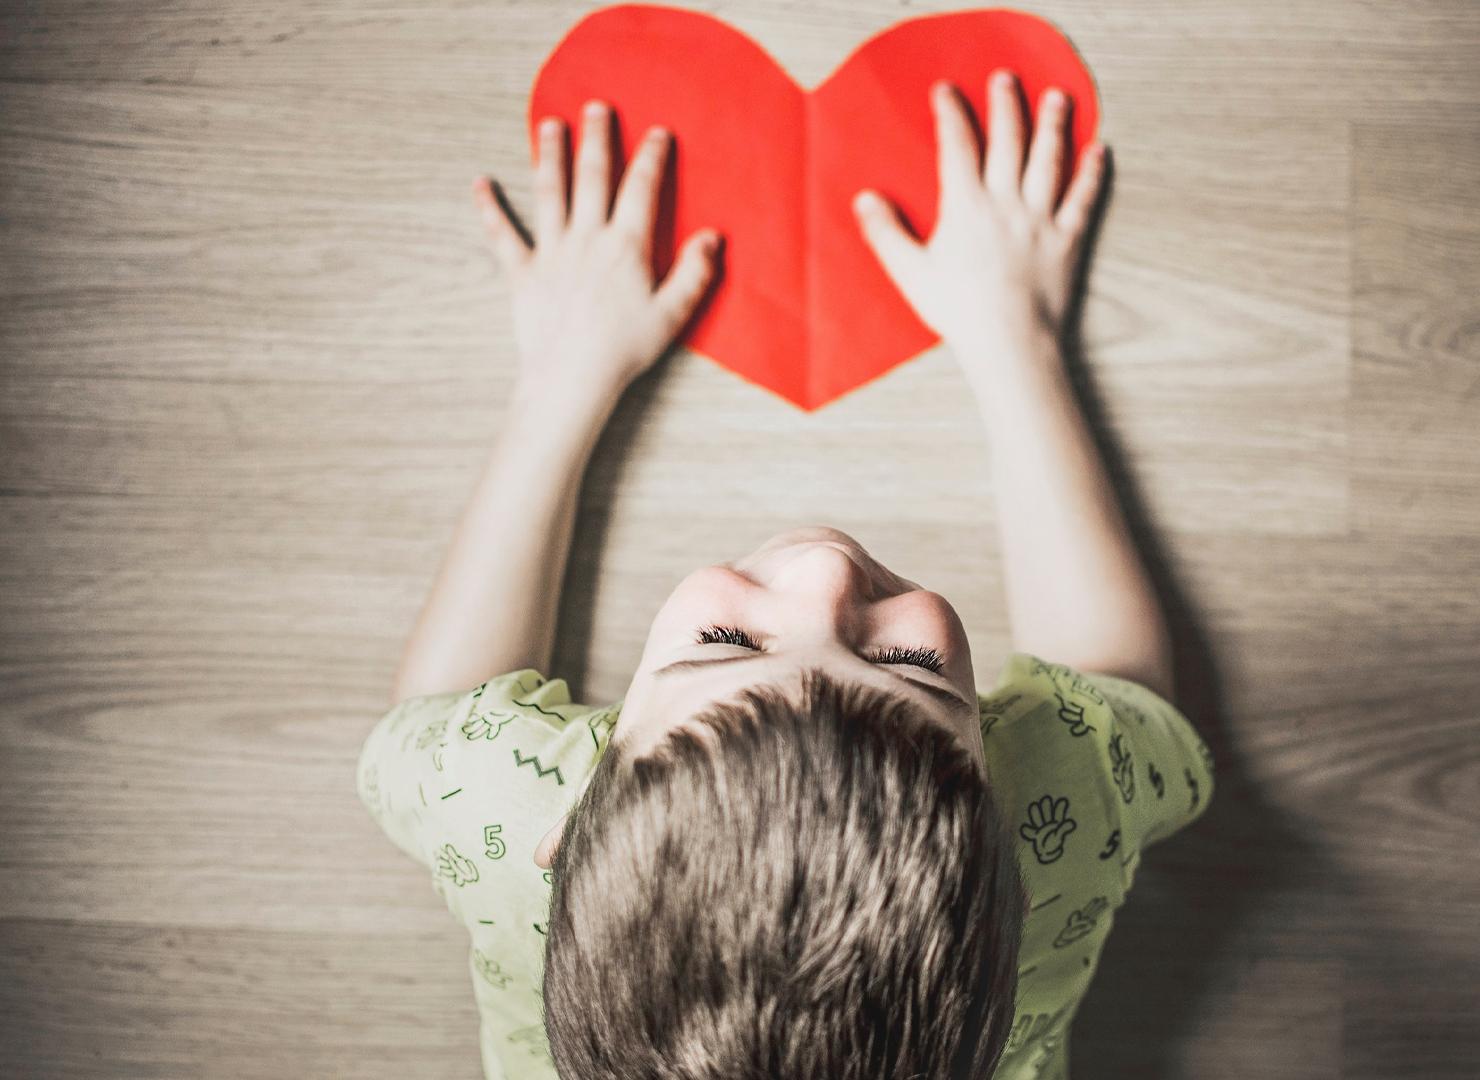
[0,918,481,1079]
[2,1,1478,1077]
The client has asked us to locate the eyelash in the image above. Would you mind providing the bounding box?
[694,624,947,674]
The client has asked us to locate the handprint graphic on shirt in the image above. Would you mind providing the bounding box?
[416,714,449,750]
[462,709,516,742]
[507,1024,555,1065]
[1053,692,1095,737]
[1053,896,1109,948]
[1030,659,1107,707]
[472,948,513,989]
[435,843,479,887]
[1035,1026,1065,1077]
[1108,732,1135,803]
[1115,698,1152,726]
[1005,1002,1074,1056]
[1020,795,1078,864]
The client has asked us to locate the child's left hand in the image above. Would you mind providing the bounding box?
[473,99,723,401]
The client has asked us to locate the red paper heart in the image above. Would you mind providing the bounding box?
[528,4,1099,411]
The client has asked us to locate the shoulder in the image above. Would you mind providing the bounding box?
[975,650,1215,880]
[975,653,1129,872]
[975,652,1116,742]
[358,669,622,879]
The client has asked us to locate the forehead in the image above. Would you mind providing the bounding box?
[627,651,977,756]
[657,564,966,645]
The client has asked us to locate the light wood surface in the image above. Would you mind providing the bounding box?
[2,2,1478,1077]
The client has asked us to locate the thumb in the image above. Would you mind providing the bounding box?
[852,189,923,291]
[473,176,531,276]
[652,229,722,340]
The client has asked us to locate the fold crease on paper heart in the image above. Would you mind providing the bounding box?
[528,3,1100,411]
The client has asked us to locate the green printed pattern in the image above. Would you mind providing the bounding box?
[358,653,1213,1080]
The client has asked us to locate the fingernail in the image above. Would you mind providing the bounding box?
[540,117,560,135]
[701,231,720,253]
[853,190,875,213]
[994,69,1014,87]
[1045,87,1064,107]
[585,100,606,117]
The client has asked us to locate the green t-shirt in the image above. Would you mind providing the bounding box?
[357,651,1215,1080]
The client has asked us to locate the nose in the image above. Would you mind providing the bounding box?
[768,543,878,619]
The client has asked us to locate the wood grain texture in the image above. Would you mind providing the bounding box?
[2,1,1478,1077]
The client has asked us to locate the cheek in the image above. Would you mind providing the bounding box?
[884,591,970,650]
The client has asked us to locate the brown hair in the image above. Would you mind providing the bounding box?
[542,666,1025,1080]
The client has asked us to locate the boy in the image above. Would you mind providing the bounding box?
[359,68,1214,1079]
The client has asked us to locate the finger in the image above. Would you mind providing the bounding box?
[852,189,925,292]
[569,99,613,229]
[930,81,981,206]
[1053,141,1107,236]
[533,116,568,245]
[610,124,670,253]
[651,229,721,338]
[472,175,531,275]
[983,68,1027,201]
[1021,86,1068,217]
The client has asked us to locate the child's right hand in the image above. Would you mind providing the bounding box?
[852,68,1106,361]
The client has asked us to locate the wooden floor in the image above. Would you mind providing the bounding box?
[3,2,1478,1077]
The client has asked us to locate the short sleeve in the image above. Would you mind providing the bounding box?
[977,651,1215,879]
[356,669,621,1080]
[976,652,1216,1080]
[1075,668,1215,852]
[356,685,467,865]
[356,668,621,912]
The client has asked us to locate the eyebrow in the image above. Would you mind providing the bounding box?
[653,653,974,714]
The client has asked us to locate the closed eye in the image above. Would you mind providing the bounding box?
[694,624,947,674]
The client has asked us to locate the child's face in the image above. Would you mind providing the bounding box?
[616,525,983,762]
[533,525,983,868]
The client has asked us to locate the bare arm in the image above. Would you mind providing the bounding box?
[388,385,616,707]
[389,98,721,708]
[853,69,1173,700]
[966,324,1174,700]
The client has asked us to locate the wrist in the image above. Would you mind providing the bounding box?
[948,299,1060,353]
[510,371,624,422]
[502,376,620,461]
[948,317,1066,396]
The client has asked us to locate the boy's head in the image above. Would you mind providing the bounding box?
[539,526,1026,1078]
[538,525,984,863]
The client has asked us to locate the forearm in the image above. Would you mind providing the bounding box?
[961,321,1174,698]
[388,381,617,707]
